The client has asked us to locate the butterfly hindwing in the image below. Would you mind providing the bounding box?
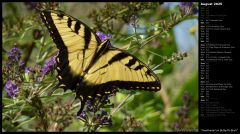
[83,40,161,91]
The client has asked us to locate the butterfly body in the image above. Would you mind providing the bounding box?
[40,10,161,116]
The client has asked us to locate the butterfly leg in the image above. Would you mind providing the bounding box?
[77,97,86,117]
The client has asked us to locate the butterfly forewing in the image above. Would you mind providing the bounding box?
[40,10,101,89]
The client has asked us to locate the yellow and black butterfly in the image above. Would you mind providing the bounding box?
[40,10,161,116]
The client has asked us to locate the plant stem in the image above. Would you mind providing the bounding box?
[102,8,129,23]
[152,62,165,71]
[22,42,35,68]
[111,94,132,115]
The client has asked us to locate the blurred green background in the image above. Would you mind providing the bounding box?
[2,2,198,132]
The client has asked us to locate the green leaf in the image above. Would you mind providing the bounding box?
[16,116,36,128]
[24,73,30,82]
[124,94,135,104]
[2,98,14,105]
[154,69,163,74]
[3,100,25,109]
[124,34,136,41]
[20,27,32,40]
[172,71,198,106]
[40,91,75,103]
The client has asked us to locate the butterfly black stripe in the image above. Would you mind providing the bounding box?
[134,65,144,70]
[83,40,109,73]
[75,21,81,34]
[41,11,66,50]
[84,26,91,49]
[67,18,72,28]
[83,81,160,91]
[108,52,128,65]
[125,58,137,68]
[57,12,64,18]
[146,70,151,75]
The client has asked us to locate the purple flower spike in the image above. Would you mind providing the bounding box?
[6,44,22,68]
[180,2,193,7]
[25,67,33,73]
[96,31,112,42]
[4,80,19,98]
[176,109,183,117]
[172,122,180,129]
[179,2,193,15]
[41,54,58,75]
[79,111,87,120]
[19,61,26,71]
[183,91,190,104]
[101,116,112,125]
